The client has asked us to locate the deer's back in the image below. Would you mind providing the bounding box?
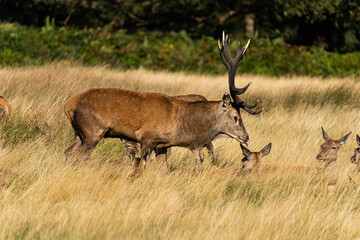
[173,94,208,102]
[65,88,179,127]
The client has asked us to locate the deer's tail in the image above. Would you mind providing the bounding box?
[67,111,84,143]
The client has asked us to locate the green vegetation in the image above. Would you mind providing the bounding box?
[0,23,359,77]
[0,117,42,148]
[1,0,359,52]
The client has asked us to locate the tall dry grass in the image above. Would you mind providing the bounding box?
[1,64,360,239]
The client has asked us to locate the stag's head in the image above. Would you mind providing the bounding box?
[217,94,249,143]
[240,143,272,170]
[350,134,360,165]
[217,32,261,145]
[316,127,351,163]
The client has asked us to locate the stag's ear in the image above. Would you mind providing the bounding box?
[356,134,360,147]
[240,144,251,158]
[259,143,272,158]
[222,94,231,108]
[339,131,352,145]
[321,127,330,141]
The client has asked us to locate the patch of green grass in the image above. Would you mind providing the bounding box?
[11,222,40,240]
[0,118,42,147]
[0,23,359,77]
[94,138,124,159]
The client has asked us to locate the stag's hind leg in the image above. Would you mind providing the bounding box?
[65,129,107,162]
[192,149,205,165]
[65,135,82,160]
[206,143,215,164]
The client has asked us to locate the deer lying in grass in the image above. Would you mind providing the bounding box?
[316,127,351,194]
[206,142,271,176]
[348,134,360,185]
[0,169,11,190]
[64,32,261,175]
[0,96,12,118]
[240,143,271,173]
[210,127,351,195]
[0,97,13,190]
[237,142,321,176]
[120,94,214,166]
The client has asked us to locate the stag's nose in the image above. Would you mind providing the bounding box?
[243,135,249,146]
[316,154,322,160]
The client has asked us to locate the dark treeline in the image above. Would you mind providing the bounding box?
[0,0,359,52]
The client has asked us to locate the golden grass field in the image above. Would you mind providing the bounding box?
[1,64,360,239]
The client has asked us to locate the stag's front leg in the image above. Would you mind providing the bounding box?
[206,143,215,164]
[120,139,139,164]
[131,140,155,176]
[155,147,169,168]
[192,149,204,166]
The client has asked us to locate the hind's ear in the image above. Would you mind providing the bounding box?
[339,132,351,145]
[259,143,272,158]
[240,144,251,158]
[321,127,329,141]
[356,134,360,147]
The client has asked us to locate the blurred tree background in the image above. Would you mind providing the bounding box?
[1,0,359,51]
[0,0,359,76]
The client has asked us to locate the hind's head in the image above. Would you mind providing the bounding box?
[241,143,272,170]
[350,134,360,165]
[316,127,351,163]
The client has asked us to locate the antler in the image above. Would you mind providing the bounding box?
[218,31,261,115]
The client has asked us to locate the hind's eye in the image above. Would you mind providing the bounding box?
[331,147,337,150]
[234,116,238,123]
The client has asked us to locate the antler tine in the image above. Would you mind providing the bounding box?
[231,81,259,109]
[232,93,260,112]
[223,34,234,65]
[221,34,252,95]
[236,39,250,67]
[222,32,250,68]
[218,35,230,71]
[242,99,260,109]
[236,40,250,58]
[231,81,251,95]
[243,106,262,115]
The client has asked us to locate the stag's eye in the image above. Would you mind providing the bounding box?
[234,116,238,123]
[331,147,337,150]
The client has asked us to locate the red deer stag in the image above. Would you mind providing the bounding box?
[120,94,215,165]
[64,32,261,174]
[0,96,12,118]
